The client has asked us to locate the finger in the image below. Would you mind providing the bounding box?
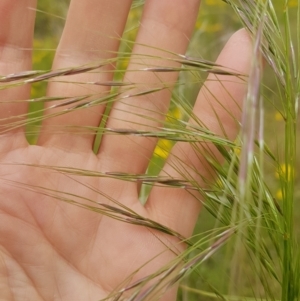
[99,0,201,174]
[38,0,132,151]
[0,1,36,148]
[147,29,253,237]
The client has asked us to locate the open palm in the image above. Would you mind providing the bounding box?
[0,1,252,300]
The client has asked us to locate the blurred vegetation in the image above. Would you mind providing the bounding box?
[32,0,69,95]
[26,0,69,143]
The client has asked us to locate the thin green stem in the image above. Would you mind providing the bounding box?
[281,3,297,301]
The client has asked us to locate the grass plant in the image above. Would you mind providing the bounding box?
[1,0,299,300]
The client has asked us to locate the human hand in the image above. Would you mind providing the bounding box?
[0,1,252,300]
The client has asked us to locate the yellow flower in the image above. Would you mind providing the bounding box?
[166,106,182,124]
[276,189,283,200]
[276,164,292,181]
[154,139,173,159]
[288,0,298,7]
